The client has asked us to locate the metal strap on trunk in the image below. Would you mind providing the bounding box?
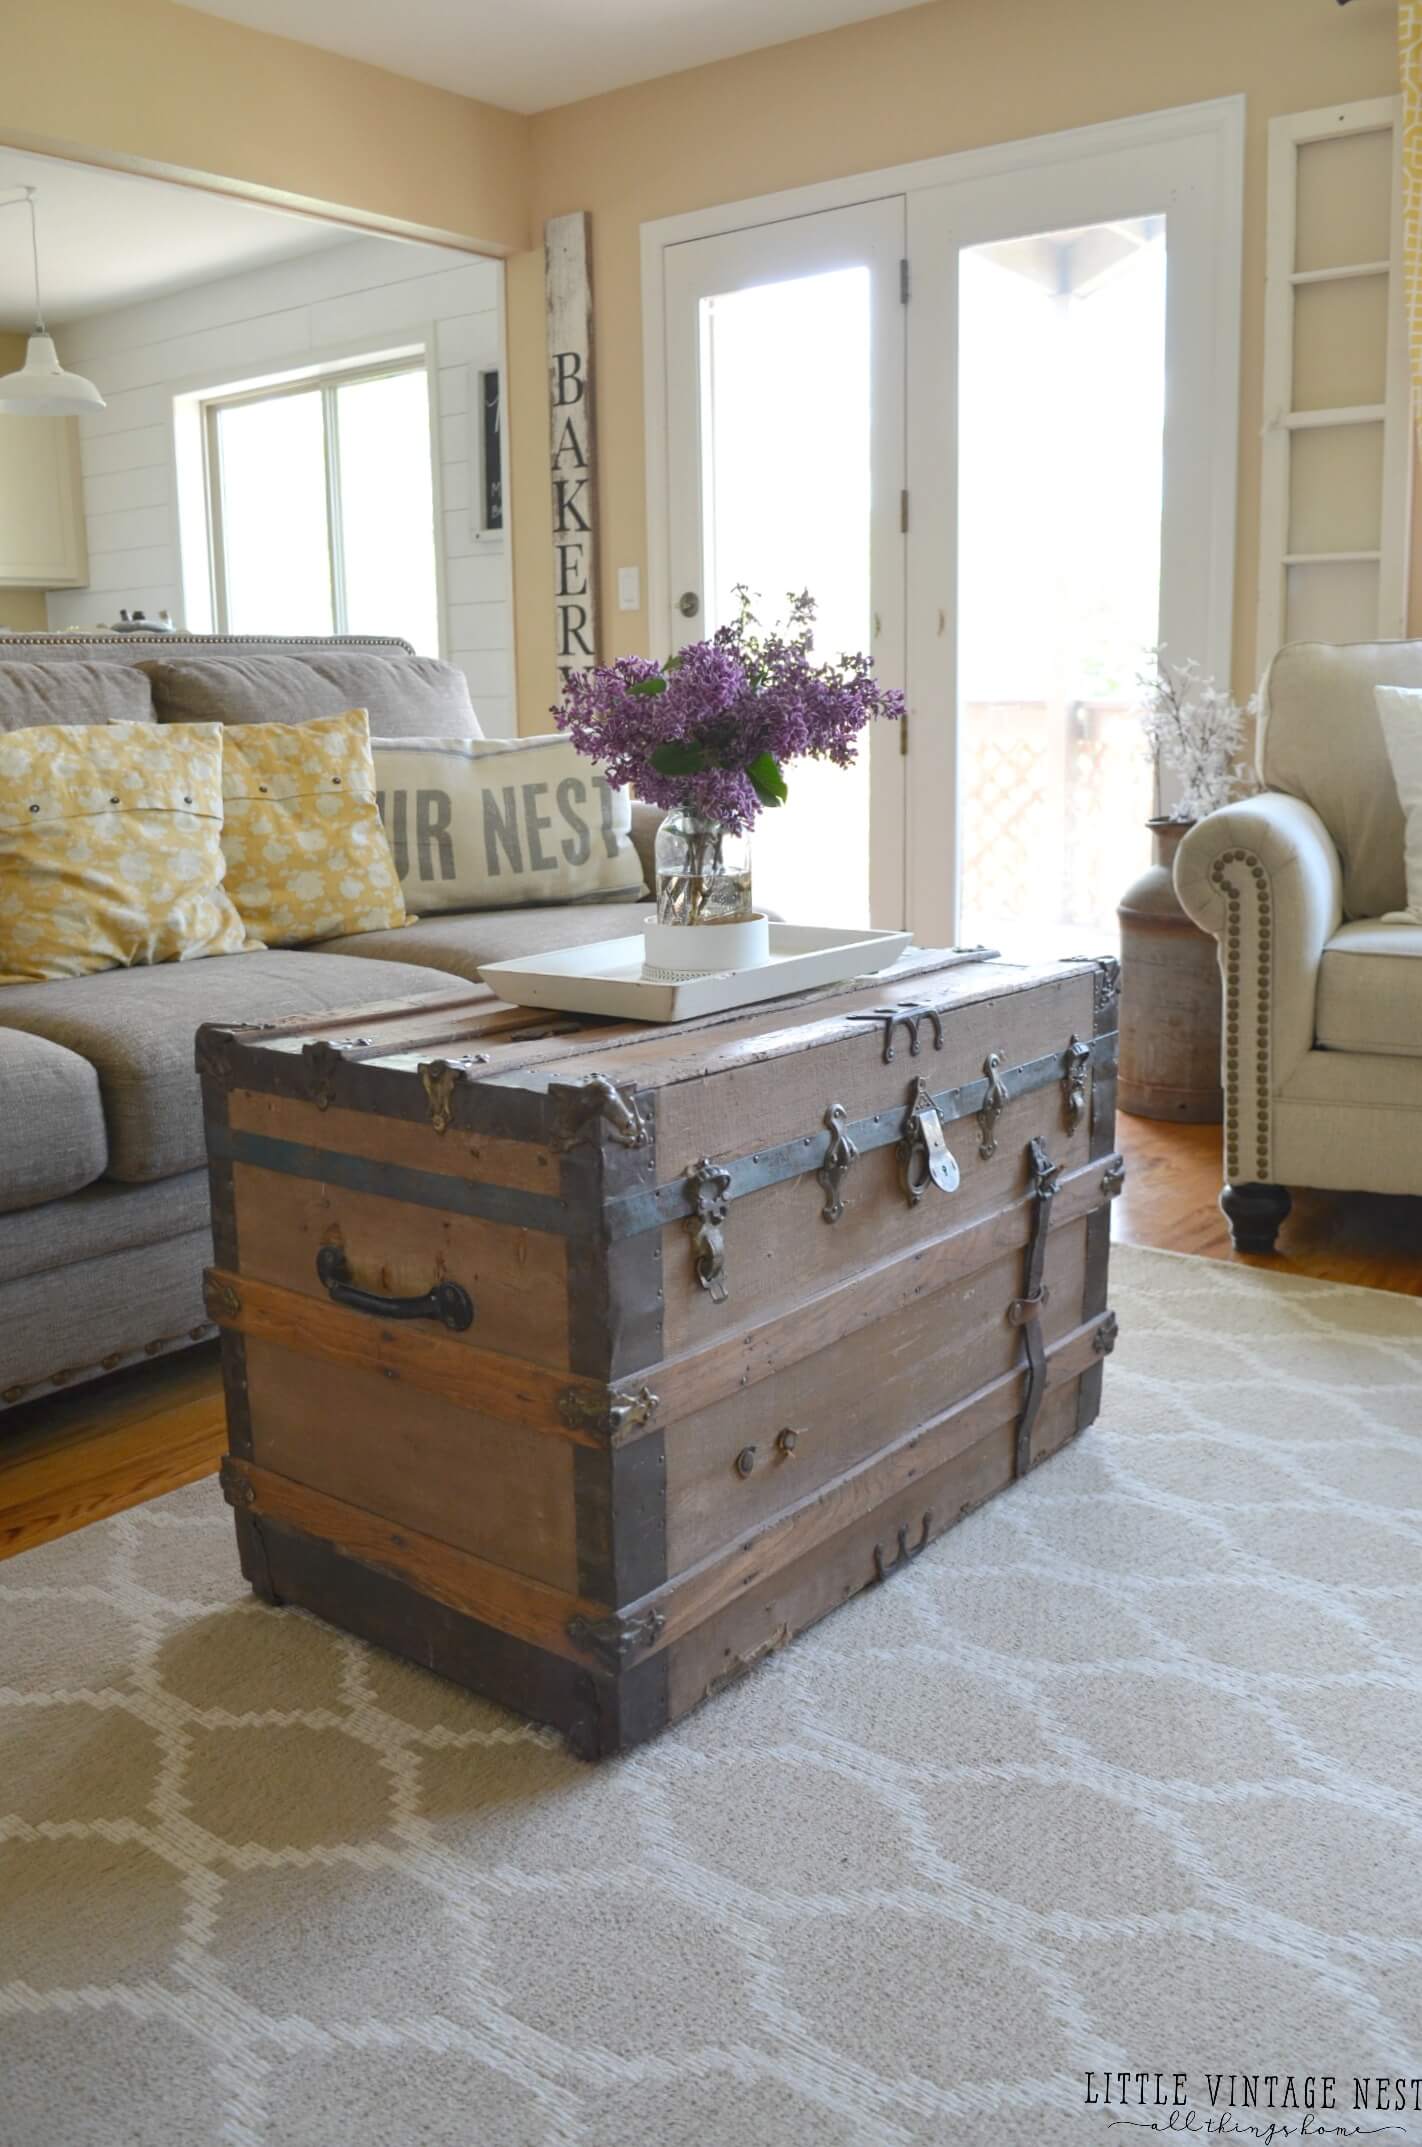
[1009,1137,1062,1476]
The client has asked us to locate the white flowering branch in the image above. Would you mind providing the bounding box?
[1137,648,1259,823]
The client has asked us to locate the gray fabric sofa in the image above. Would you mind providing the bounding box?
[0,634,655,1409]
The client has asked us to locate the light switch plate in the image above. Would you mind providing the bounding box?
[617,566,641,612]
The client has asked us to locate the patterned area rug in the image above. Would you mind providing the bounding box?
[3,1245,1422,2147]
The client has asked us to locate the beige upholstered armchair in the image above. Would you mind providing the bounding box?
[1175,641,1422,1252]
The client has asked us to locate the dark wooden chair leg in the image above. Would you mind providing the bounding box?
[1220,1182,1292,1253]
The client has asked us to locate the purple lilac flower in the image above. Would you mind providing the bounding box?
[553,590,903,834]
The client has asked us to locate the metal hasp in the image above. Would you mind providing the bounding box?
[419,1054,489,1134]
[849,1002,945,1065]
[314,1245,474,1332]
[1009,1136,1062,1476]
[1093,1311,1120,1356]
[898,1077,961,1206]
[817,1102,859,1222]
[566,1606,665,1668]
[872,1512,932,1582]
[1061,1034,1092,1135]
[977,1052,1009,1159]
[557,1383,659,1439]
[302,1037,371,1113]
[687,1157,733,1303]
[581,1074,650,1148]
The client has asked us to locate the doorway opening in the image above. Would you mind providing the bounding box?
[957,215,1165,956]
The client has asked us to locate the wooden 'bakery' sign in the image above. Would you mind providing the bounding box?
[545,211,599,683]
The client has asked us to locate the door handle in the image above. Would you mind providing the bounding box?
[677,590,700,618]
[315,1245,475,1331]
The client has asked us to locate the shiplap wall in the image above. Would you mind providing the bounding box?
[44,237,516,736]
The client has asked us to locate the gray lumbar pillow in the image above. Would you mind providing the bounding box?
[143,653,481,740]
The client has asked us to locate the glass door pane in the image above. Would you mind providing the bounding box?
[956,217,1164,956]
[662,196,906,929]
[335,369,440,657]
[214,390,333,636]
[696,267,873,925]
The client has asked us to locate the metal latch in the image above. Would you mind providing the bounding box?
[897,1077,960,1206]
[686,1157,733,1302]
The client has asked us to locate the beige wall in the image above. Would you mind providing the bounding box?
[508,0,1402,728]
[2,0,531,254]
[0,333,51,634]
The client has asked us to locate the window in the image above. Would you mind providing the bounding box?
[205,359,440,654]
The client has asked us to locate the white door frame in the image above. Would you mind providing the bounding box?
[641,96,1243,935]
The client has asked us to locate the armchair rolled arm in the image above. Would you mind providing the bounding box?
[1175,794,1343,1187]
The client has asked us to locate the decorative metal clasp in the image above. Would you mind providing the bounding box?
[1094,957,1122,1015]
[566,1606,665,1668]
[418,1055,488,1134]
[817,1102,859,1222]
[1093,1311,1120,1356]
[557,1383,659,1439]
[897,1077,960,1206]
[584,1075,650,1148]
[1100,1156,1126,1198]
[977,1051,1009,1159]
[1062,1034,1091,1135]
[687,1157,733,1303]
[849,1003,945,1064]
[303,1037,370,1112]
[872,1512,932,1581]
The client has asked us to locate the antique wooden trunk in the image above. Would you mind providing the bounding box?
[197,949,1122,1757]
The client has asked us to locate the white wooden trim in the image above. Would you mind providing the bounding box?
[644,96,1244,669]
[1257,96,1411,668]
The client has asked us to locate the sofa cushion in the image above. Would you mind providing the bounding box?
[0,949,461,1185]
[0,1028,108,1215]
[1259,641,1419,922]
[314,901,653,986]
[0,658,154,733]
[0,1169,206,1287]
[144,654,481,740]
[1315,920,1422,1059]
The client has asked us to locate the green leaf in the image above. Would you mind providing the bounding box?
[628,674,669,698]
[650,740,710,776]
[746,752,788,808]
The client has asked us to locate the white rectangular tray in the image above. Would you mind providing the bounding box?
[479,923,914,1023]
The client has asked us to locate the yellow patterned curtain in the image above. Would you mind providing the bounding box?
[1403,2,1422,442]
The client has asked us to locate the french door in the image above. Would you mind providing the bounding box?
[662,198,907,928]
[650,103,1241,945]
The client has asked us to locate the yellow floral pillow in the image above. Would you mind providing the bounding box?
[0,722,249,986]
[220,708,407,947]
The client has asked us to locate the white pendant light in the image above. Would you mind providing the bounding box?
[0,187,105,417]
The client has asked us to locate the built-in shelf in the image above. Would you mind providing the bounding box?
[1278,403,1387,431]
[1282,550,1382,566]
[1258,97,1410,665]
[1289,259,1390,285]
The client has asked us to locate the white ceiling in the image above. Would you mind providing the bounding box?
[174,0,926,114]
[0,148,355,331]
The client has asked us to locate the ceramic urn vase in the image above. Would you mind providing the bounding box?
[1116,817,1224,1123]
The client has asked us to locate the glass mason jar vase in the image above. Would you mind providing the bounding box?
[654,807,753,926]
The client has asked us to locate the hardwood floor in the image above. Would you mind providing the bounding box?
[1113,1114,1422,1295]
[2,1112,1419,1562]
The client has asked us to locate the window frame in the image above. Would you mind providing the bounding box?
[202,354,430,637]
